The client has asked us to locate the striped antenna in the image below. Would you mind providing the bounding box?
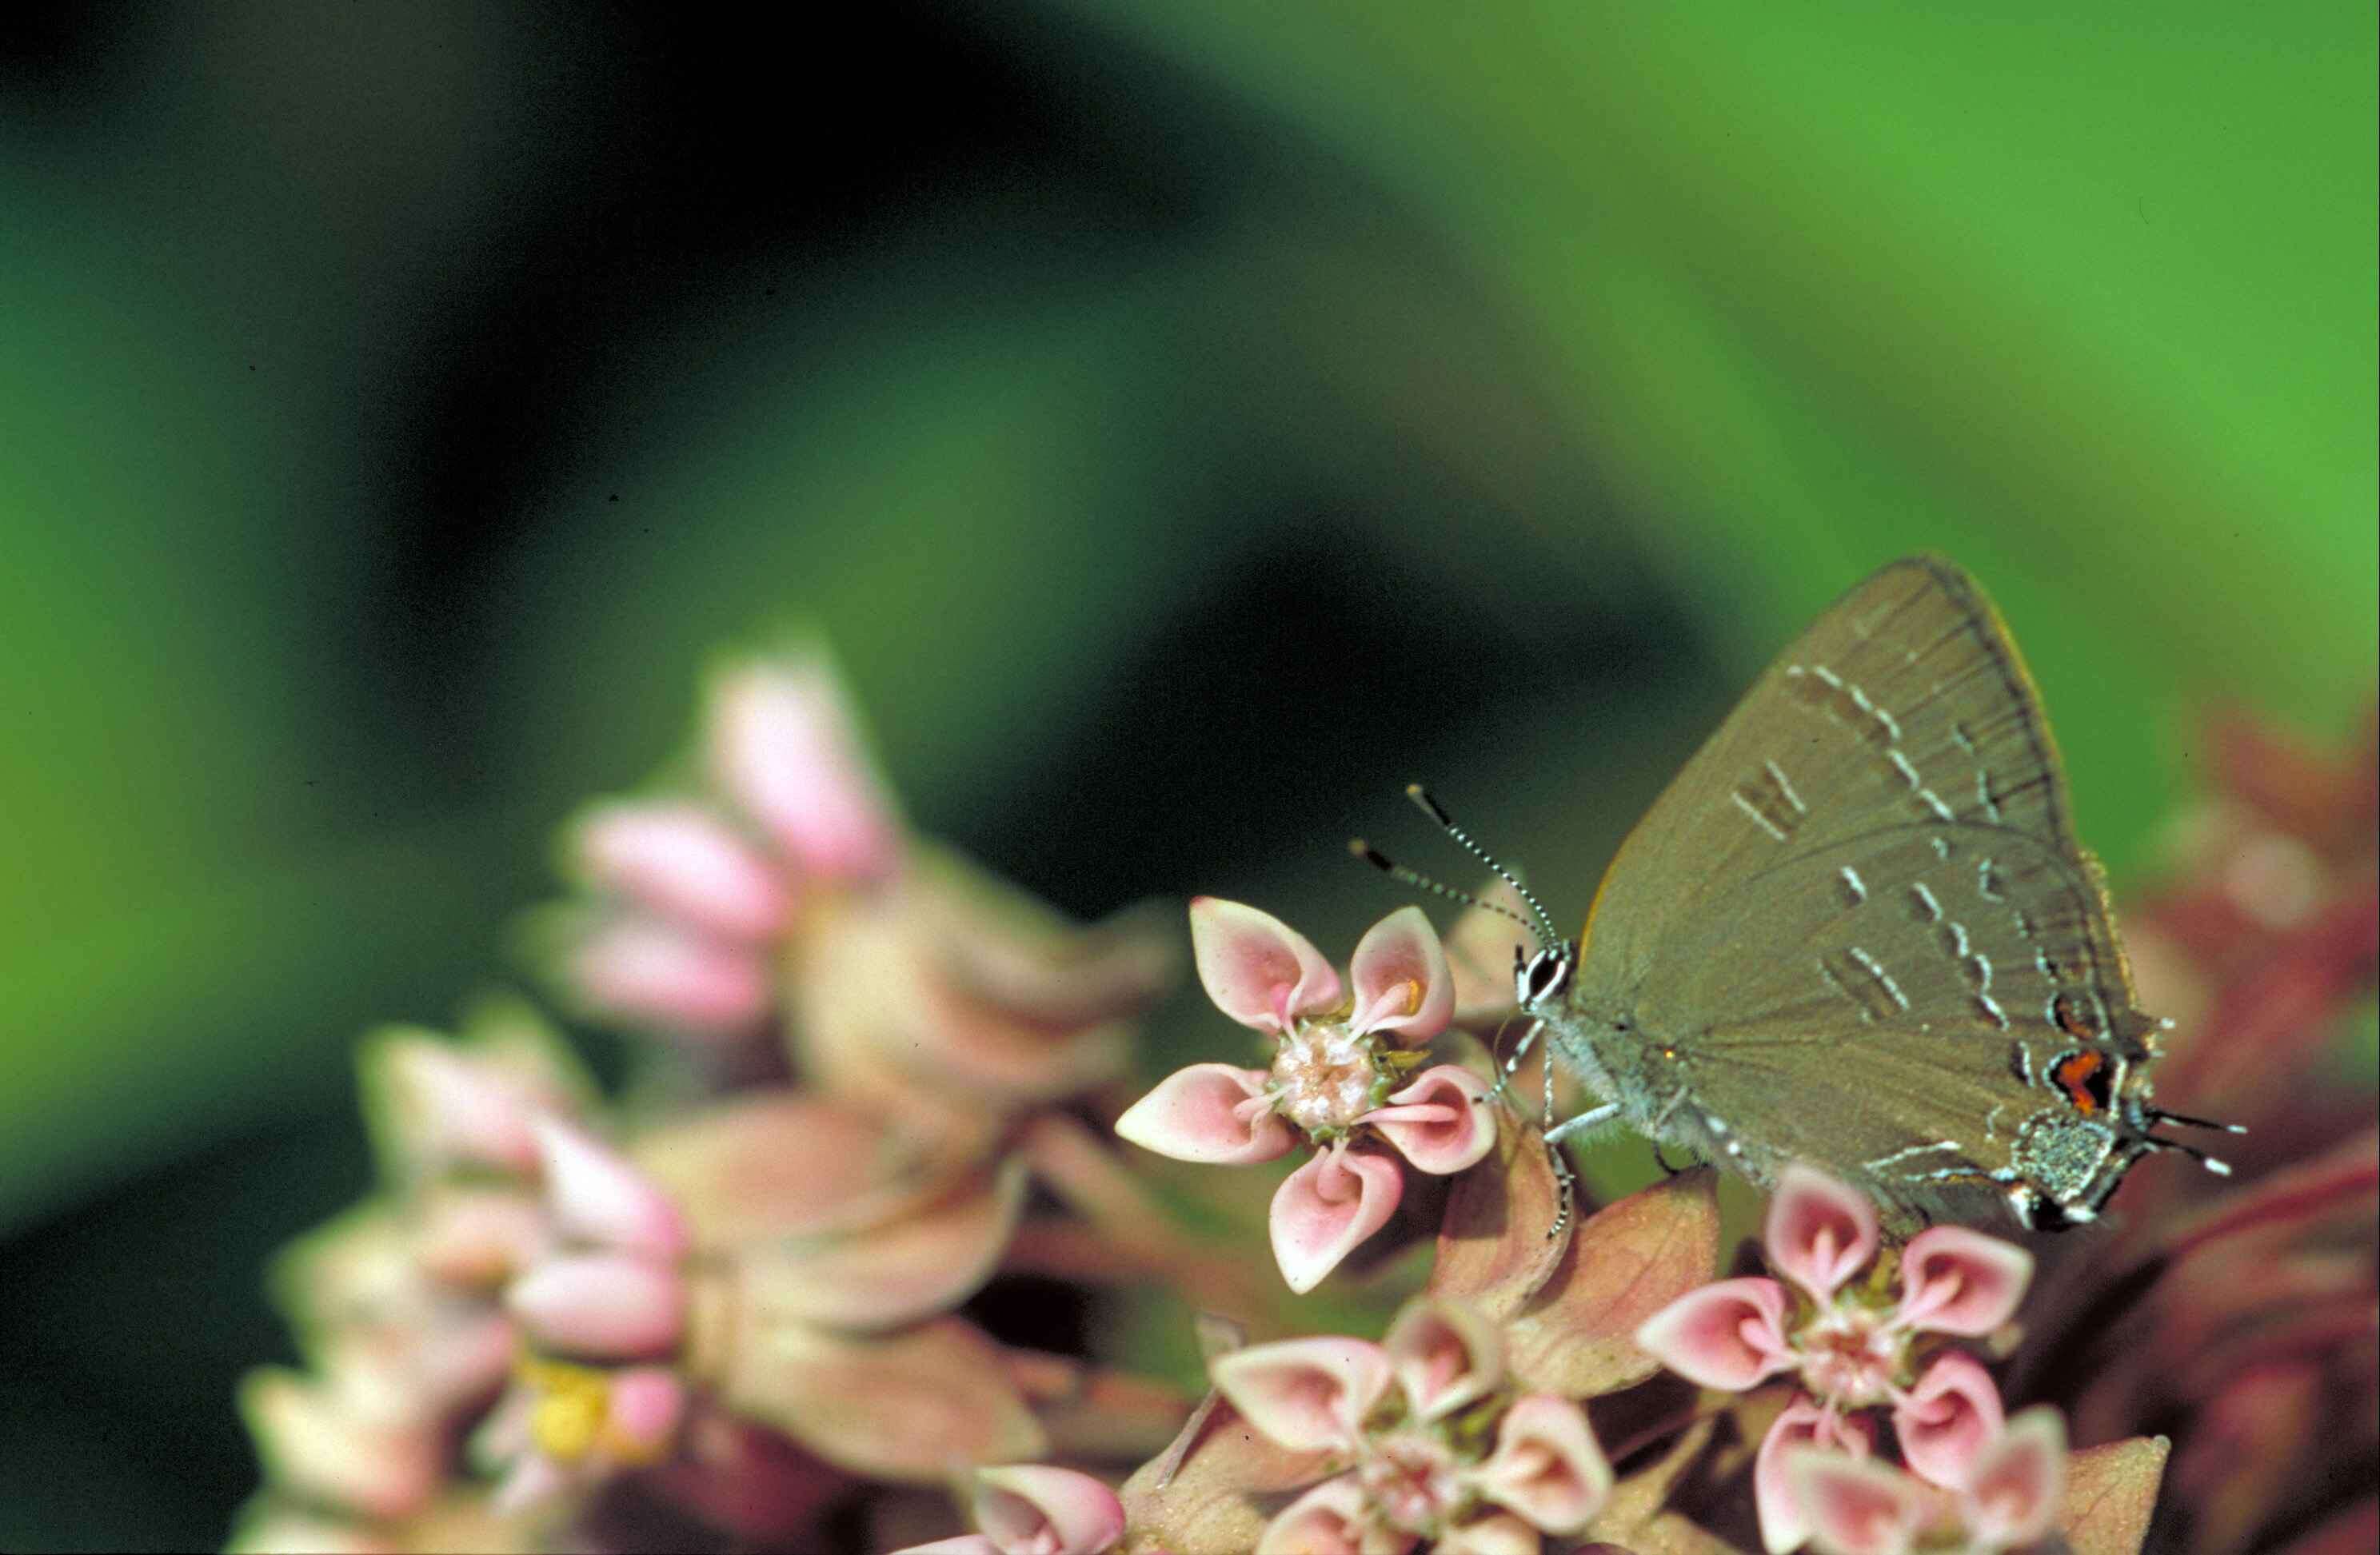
[1403,784,1564,951]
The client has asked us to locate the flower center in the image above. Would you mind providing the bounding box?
[1358,1427,1468,1535]
[1796,1304,1903,1410]
[1271,1020,1382,1134]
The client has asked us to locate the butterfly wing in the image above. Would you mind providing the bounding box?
[1567,557,2159,1224]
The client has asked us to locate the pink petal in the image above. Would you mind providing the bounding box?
[1894,1226,2033,1337]
[1893,1352,2006,1491]
[573,801,792,943]
[1755,1399,1876,1555]
[604,1367,688,1460]
[1432,1513,1539,1555]
[1115,1063,1296,1164]
[1189,897,1342,1032]
[238,1369,441,1522]
[1255,1474,1408,1555]
[889,1540,1003,1555]
[1347,906,1455,1042]
[1959,1407,2066,1548]
[568,917,773,1034]
[707,656,900,882]
[1783,1449,1927,1555]
[1383,1298,1504,1423]
[973,1464,1128,1554]
[1361,1065,1495,1174]
[1209,1335,1394,1453]
[1268,1143,1404,1294]
[369,1036,546,1176]
[1765,1165,1880,1304]
[506,1252,688,1358]
[1469,1393,1612,1534]
[1634,1277,1796,1390]
[535,1118,691,1260]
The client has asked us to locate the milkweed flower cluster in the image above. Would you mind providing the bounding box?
[234,650,1184,1552]
[1208,1298,1612,1553]
[1116,899,1495,1291]
[230,644,2330,1553]
[1635,1165,2048,1553]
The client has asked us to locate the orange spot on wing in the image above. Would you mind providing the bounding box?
[2052,1050,2106,1115]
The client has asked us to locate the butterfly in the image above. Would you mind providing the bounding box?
[1376,556,2236,1234]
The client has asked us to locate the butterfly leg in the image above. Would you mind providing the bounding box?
[1485,1018,1543,1108]
[1538,1102,1620,1241]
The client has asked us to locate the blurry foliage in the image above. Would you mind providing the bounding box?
[0,0,2369,1549]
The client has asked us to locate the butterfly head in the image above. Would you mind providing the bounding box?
[1513,939,1575,1014]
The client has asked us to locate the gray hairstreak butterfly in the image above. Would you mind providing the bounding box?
[1367,556,2238,1234]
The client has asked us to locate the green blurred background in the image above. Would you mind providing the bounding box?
[2,2,2370,1548]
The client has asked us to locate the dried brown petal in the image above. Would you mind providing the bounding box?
[2056,1436,2170,1555]
[1504,1169,1722,1398]
[1118,1397,1338,1555]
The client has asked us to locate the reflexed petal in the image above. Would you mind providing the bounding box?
[1209,1335,1394,1453]
[1189,897,1342,1031]
[226,1507,401,1555]
[1895,1226,2034,1336]
[1755,1398,1875,1555]
[736,1159,1026,1331]
[1893,1352,2006,1491]
[1432,1512,1540,1555]
[707,656,900,882]
[1765,1166,1880,1304]
[506,1253,688,1358]
[1268,1144,1405,1294]
[1784,1450,1927,1555]
[238,1368,442,1522]
[1362,1065,1495,1174]
[1115,1063,1296,1164]
[1383,1298,1504,1423]
[721,1316,1045,1480]
[973,1464,1128,1554]
[1633,1277,1795,1390]
[567,917,773,1034]
[366,1035,547,1177]
[1348,906,1455,1042]
[1960,1407,2066,1548]
[573,801,791,943]
[1256,1474,1407,1555]
[534,1118,691,1260]
[1470,1393,1612,1534]
[888,1540,1002,1555]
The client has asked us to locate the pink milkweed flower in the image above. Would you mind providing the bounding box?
[545,647,1176,1124]
[1635,1166,2035,1552]
[1205,1296,1613,1552]
[888,1464,1128,1554]
[1116,899,1493,1293]
[1785,1406,2068,1555]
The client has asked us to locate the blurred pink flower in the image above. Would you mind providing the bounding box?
[888,1464,1128,1555]
[545,646,1176,1126]
[1116,899,1493,1291]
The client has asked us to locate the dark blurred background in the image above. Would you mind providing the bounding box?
[1,2,2370,1548]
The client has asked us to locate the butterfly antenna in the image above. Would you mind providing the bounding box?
[2143,1133,2234,1176]
[1404,784,1565,951]
[2147,1106,2247,1134]
[1348,839,1536,933]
